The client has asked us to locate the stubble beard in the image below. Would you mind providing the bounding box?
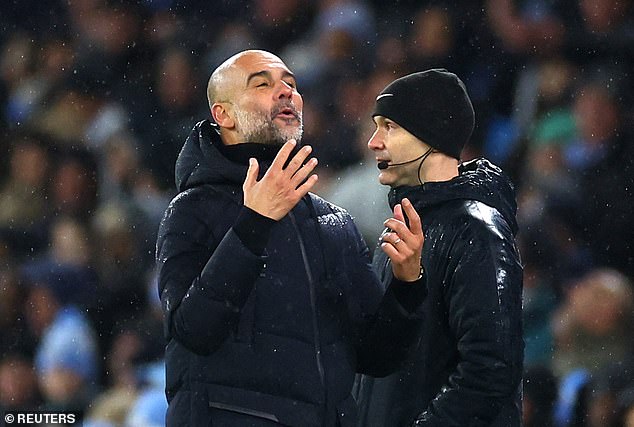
[234,106,303,145]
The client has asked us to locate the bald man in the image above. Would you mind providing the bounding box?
[155,50,427,426]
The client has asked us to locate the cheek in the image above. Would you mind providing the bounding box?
[390,137,412,160]
[383,137,398,155]
[293,93,303,109]
[239,94,268,112]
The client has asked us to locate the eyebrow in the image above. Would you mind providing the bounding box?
[246,70,296,86]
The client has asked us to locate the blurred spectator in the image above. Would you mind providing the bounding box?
[565,77,634,277]
[0,134,51,257]
[522,259,558,368]
[90,203,149,352]
[29,281,99,413]
[133,48,207,188]
[320,72,396,246]
[251,0,314,53]
[562,351,634,427]
[0,264,36,356]
[551,268,633,378]
[21,216,98,310]
[96,133,142,204]
[562,0,634,77]
[124,387,167,427]
[64,0,152,104]
[0,33,36,125]
[407,6,458,72]
[49,150,99,223]
[486,0,565,56]
[0,354,41,412]
[554,367,592,427]
[83,328,162,426]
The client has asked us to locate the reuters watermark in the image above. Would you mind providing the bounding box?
[3,411,79,425]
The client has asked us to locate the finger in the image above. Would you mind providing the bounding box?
[380,242,403,262]
[402,198,423,235]
[381,232,411,253]
[270,139,297,171]
[383,218,411,242]
[291,157,318,187]
[286,145,313,175]
[294,174,319,198]
[243,158,259,189]
[393,203,405,223]
[381,233,405,249]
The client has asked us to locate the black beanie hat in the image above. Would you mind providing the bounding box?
[372,69,475,159]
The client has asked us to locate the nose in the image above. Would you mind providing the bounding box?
[277,81,293,99]
[368,128,383,151]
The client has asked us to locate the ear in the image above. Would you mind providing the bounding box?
[211,103,235,129]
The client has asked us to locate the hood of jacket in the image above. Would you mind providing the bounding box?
[175,120,303,192]
[388,158,519,235]
[175,120,246,192]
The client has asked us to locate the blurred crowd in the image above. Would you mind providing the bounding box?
[0,0,633,426]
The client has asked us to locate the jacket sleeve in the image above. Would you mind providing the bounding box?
[414,219,523,426]
[344,221,427,378]
[156,192,270,355]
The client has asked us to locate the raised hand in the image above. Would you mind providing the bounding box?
[243,139,319,221]
[381,198,425,282]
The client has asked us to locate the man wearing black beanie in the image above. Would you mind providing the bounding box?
[357,69,524,426]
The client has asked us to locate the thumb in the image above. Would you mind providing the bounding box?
[243,158,259,190]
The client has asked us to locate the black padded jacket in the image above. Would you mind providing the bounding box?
[358,158,524,427]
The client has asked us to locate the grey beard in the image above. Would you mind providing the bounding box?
[234,108,303,145]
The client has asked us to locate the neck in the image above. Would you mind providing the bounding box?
[418,154,459,183]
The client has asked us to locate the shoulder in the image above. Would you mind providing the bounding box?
[159,186,239,238]
[165,186,237,216]
[459,200,514,240]
[308,193,365,248]
[309,193,353,224]
[426,200,514,258]
[431,200,510,235]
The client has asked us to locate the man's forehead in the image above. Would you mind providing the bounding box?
[233,52,291,77]
[211,50,294,101]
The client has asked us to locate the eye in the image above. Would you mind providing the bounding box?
[256,82,269,88]
[281,80,297,90]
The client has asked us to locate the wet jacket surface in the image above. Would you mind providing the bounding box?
[156,120,425,427]
[358,158,524,427]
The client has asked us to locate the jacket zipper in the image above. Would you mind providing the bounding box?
[288,210,327,408]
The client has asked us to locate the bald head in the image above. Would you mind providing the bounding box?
[207,50,287,108]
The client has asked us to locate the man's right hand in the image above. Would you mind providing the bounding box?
[243,140,319,221]
[381,198,424,282]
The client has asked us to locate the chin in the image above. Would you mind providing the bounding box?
[280,130,303,144]
[377,173,392,187]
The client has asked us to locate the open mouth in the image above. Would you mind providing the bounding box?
[273,106,298,121]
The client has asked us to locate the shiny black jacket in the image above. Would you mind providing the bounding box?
[358,158,524,426]
[156,121,425,427]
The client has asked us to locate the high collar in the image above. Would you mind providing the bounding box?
[388,158,519,235]
[175,120,302,192]
[216,141,283,166]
